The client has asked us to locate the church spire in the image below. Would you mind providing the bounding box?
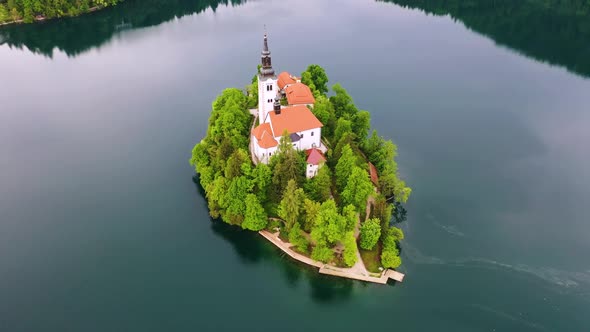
[260,32,275,78]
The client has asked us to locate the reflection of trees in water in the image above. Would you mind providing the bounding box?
[393,202,407,224]
[380,0,590,78]
[194,177,363,302]
[210,217,359,302]
[0,0,246,57]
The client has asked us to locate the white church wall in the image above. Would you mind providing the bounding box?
[258,76,278,123]
[296,127,322,151]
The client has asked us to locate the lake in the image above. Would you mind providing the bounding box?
[1,0,589,331]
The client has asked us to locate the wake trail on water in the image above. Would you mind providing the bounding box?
[402,243,590,297]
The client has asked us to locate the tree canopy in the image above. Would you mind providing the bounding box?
[360,218,381,250]
[301,64,329,96]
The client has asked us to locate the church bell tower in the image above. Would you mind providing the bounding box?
[258,32,278,123]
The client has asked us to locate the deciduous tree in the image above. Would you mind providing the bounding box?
[360,218,381,250]
[341,166,374,212]
[242,194,268,231]
[335,144,356,192]
[302,64,329,96]
[342,231,358,267]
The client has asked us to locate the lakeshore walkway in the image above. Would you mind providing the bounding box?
[259,230,404,284]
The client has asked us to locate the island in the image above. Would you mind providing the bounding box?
[190,33,411,284]
[0,0,121,25]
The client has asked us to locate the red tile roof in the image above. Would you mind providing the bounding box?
[277,72,296,90]
[285,83,315,105]
[252,122,278,149]
[368,162,379,186]
[306,148,326,165]
[268,105,323,136]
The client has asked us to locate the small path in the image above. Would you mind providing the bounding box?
[249,114,259,165]
[259,230,404,284]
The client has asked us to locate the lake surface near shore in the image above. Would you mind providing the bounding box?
[1,0,589,331]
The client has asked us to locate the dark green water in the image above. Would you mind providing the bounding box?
[1,0,589,331]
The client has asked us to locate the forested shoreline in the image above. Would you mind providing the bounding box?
[381,0,590,78]
[191,65,411,271]
[0,0,121,24]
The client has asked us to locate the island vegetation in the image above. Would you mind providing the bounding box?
[190,65,411,271]
[0,0,122,24]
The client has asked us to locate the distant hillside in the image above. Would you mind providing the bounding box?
[0,0,246,57]
[380,0,590,78]
[0,0,123,25]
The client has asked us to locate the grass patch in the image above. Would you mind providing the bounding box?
[359,243,382,273]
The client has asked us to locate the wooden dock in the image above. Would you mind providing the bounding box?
[259,230,404,284]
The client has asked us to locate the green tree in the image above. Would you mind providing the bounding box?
[330,83,358,119]
[242,194,268,231]
[310,96,335,132]
[360,218,381,250]
[352,110,371,144]
[311,243,334,263]
[372,194,394,236]
[302,198,321,232]
[311,199,346,245]
[271,133,305,198]
[302,64,329,96]
[205,176,228,219]
[304,165,332,202]
[224,148,249,180]
[335,144,356,192]
[278,179,305,232]
[342,231,358,267]
[224,176,252,225]
[288,222,309,253]
[252,163,272,202]
[301,71,317,96]
[0,4,9,22]
[341,166,374,212]
[381,227,402,269]
[381,250,402,269]
[388,226,405,241]
[333,118,353,145]
[342,204,358,232]
[363,130,412,203]
[332,132,357,165]
[208,88,251,149]
[246,71,259,109]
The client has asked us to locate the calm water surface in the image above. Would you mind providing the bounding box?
[1,0,589,331]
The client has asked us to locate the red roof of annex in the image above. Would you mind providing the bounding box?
[277,72,297,90]
[306,148,326,165]
[285,83,315,105]
[267,105,323,136]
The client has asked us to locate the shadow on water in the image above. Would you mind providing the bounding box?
[379,0,590,79]
[0,0,247,57]
[192,175,355,303]
[392,201,407,224]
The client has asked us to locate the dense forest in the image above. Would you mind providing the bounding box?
[191,65,410,270]
[381,0,590,78]
[0,0,122,24]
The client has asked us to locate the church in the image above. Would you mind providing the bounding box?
[250,33,326,178]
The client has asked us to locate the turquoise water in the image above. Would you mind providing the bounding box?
[1,0,589,330]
